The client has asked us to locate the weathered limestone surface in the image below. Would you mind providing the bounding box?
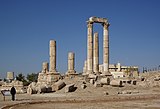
[103,22,110,75]
[88,74,97,79]
[27,82,37,94]
[86,17,111,75]
[90,79,95,84]
[65,84,75,93]
[83,60,87,75]
[94,81,102,87]
[81,84,87,89]
[100,77,110,85]
[93,32,99,74]
[38,40,61,84]
[27,82,52,94]
[89,17,108,23]
[66,52,76,75]
[42,62,49,73]
[110,79,123,87]
[87,21,93,74]
[52,80,65,91]
[38,62,48,83]
[49,40,57,73]
[2,80,24,94]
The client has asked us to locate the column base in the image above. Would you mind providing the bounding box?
[86,70,94,75]
[47,72,61,84]
[101,71,112,76]
[94,71,101,75]
[66,70,77,75]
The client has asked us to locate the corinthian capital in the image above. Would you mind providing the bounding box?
[87,21,93,28]
[103,23,110,29]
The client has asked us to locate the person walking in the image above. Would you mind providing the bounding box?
[10,86,16,101]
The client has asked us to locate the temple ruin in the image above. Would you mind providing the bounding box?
[85,17,110,75]
[1,16,139,95]
[37,16,139,87]
[38,40,61,84]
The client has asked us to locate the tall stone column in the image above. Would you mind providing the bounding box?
[49,40,57,73]
[87,21,93,74]
[66,52,76,74]
[93,32,99,74]
[103,23,110,75]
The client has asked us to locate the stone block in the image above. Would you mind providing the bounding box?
[90,79,94,84]
[88,74,97,79]
[94,81,102,87]
[110,80,123,87]
[100,78,110,85]
[132,80,137,85]
[52,80,65,91]
[65,84,75,93]
[81,84,87,89]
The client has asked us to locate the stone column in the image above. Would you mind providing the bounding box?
[93,32,99,74]
[117,62,121,72]
[42,62,49,73]
[103,23,110,75]
[49,40,57,73]
[87,21,93,74]
[83,60,87,74]
[66,52,76,74]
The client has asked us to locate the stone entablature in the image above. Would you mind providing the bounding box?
[88,17,108,24]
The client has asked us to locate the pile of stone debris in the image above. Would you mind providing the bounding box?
[138,71,160,88]
[27,73,138,95]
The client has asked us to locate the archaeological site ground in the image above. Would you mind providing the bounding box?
[1,17,160,109]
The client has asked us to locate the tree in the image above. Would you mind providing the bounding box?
[26,73,38,84]
[16,73,29,86]
[16,73,25,81]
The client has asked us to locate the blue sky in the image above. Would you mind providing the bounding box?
[0,0,160,78]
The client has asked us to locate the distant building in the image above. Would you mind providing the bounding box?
[110,71,124,78]
[99,62,139,78]
[6,72,14,82]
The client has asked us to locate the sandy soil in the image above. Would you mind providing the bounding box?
[1,72,160,109]
[1,86,160,109]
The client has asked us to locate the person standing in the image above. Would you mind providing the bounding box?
[10,86,16,101]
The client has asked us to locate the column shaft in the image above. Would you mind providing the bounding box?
[93,32,99,73]
[49,40,56,73]
[67,52,76,74]
[68,52,74,71]
[87,21,93,74]
[103,23,109,74]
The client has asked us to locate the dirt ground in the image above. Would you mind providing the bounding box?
[1,85,160,109]
[1,93,160,109]
[1,72,160,109]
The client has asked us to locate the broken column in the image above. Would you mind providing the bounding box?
[49,40,57,73]
[66,52,76,75]
[42,62,49,73]
[38,62,48,83]
[103,22,110,75]
[87,21,93,74]
[93,32,99,74]
[52,80,66,91]
[110,79,123,87]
